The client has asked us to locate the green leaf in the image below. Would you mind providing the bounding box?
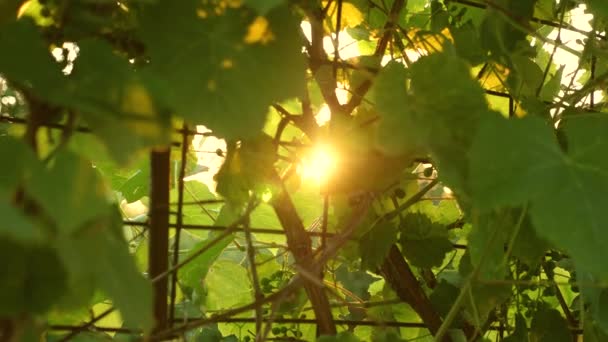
[171,180,218,226]
[318,331,361,342]
[503,314,528,342]
[0,0,21,26]
[216,135,277,205]
[360,219,398,270]
[530,308,572,342]
[451,22,486,65]
[373,50,490,200]
[335,263,378,300]
[140,1,305,139]
[596,288,608,333]
[430,280,460,319]
[479,0,536,58]
[64,40,171,165]
[511,215,551,268]
[58,213,153,331]
[0,20,65,98]
[470,114,561,211]
[244,0,284,14]
[372,61,423,156]
[0,200,42,243]
[584,318,608,342]
[26,152,111,234]
[508,55,544,98]
[180,231,233,293]
[539,64,564,102]
[473,114,608,279]
[119,166,150,203]
[459,252,511,323]
[0,239,68,315]
[0,136,38,193]
[399,213,453,268]
[205,260,251,310]
[586,0,608,20]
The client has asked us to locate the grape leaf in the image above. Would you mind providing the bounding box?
[539,64,564,102]
[57,213,153,331]
[459,252,511,323]
[0,239,68,315]
[585,318,608,342]
[430,280,460,319]
[0,200,41,243]
[586,0,608,20]
[170,180,217,226]
[508,55,544,98]
[180,232,233,294]
[471,114,608,279]
[0,136,38,193]
[399,213,453,268]
[597,288,608,333]
[216,134,277,205]
[335,263,378,300]
[470,114,561,212]
[530,308,572,341]
[360,219,398,270]
[318,331,361,342]
[244,0,284,14]
[64,40,171,165]
[510,215,551,268]
[205,260,252,310]
[139,1,305,139]
[503,314,528,342]
[0,20,65,98]
[26,152,112,234]
[119,166,150,203]
[373,49,490,201]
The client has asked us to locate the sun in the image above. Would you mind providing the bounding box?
[298,144,339,186]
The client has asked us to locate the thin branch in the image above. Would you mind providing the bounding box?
[168,123,190,325]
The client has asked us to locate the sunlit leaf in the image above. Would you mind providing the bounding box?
[140,1,305,138]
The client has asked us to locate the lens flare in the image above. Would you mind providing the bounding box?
[298,144,338,185]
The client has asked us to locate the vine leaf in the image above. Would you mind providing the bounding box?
[586,0,608,20]
[399,213,453,268]
[510,215,551,268]
[335,263,378,301]
[26,152,111,234]
[503,314,528,342]
[318,331,361,342]
[360,219,398,270]
[66,40,171,166]
[471,114,608,280]
[216,134,277,205]
[244,0,284,14]
[57,213,154,331]
[372,49,489,201]
[530,308,572,341]
[180,232,233,299]
[459,252,511,323]
[470,114,560,211]
[0,201,41,243]
[205,260,252,310]
[0,20,64,98]
[0,239,67,315]
[139,0,305,139]
[0,136,38,193]
[539,64,565,102]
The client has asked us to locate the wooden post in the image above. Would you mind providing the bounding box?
[149,148,170,332]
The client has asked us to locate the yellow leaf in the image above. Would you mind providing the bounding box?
[121,83,162,139]
[407,28,454,54]
[244,16,274,44]
[323,1,364,28]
